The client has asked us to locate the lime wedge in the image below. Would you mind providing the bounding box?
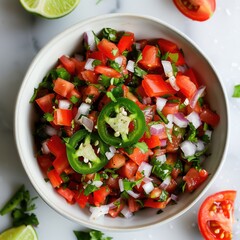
[20,0,80,19]
[0,225,38,240]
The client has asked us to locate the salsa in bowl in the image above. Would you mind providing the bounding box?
[15,14,228,231]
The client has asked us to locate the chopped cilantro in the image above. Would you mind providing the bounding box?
[159,190,168,202]
[134,142,149,153]
[70,95,80,104]
[74,229,112,240]
[134,66,147,78]
[84,184,99,196]
[43,112,54,122]
[232,84,240,98]
[102,28,118,42]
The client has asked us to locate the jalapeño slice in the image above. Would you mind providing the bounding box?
[97,97,146,148]
[66,129,108,174]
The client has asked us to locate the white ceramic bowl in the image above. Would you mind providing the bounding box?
[14,13,229,231]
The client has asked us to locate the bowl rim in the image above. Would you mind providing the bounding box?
[14,12,230,232]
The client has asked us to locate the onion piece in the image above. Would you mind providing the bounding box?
[58,99,71,109]
[173,112,189,128]
[205,130,212,140]
[180,140,197,157]
[114,56,123,67]
[195,140,205,152]
[190,86,206,108]
[121,206,133,219]
[126,60,135,72]
[156,154,167,164]
[156,97,167,111]
[89,205,109,220]
[80,116,94,132]
[134,42,141,50]
[41,140,50,154]
[84,58,95,71]
[186,111,201,129]
[150,123,165,136]
[166,114,174,129]
[45,125,58,136]
[142,97,152,105]
[83,31,96,51]
[160,176,171,190]
[118,179,124,192]
[161,60,173,77]
[127,190,140,199]
[138,162,152,177]
[169,75,180,91]
[74,103,91,121]
[105,151,115,160]
[142,181,154,194]
[92,180,103,188]
[170,193,179,202]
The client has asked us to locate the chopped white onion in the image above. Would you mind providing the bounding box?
[160,139,167,147]
[58,99,71,109]
[177,65,187,73]
[89,205,109,220]
[160,176,171,190]
[127,190,140,199]
[126,60,135,72]
[142,97,152,105]
[134,42,141,50]
[118,179,124,192]
[156,154,167,164]
[150,123,165,136]
[121,206,133,218]
[186,111,202,129]
[114,56,123,66]
[169,75,180,91]
[83,31,96,51]
[183,98,189,106]
[173,112,189,128]
[142,181,154,194]
[156,97,167,111]
[74,54,84,61]
[195,140,205,152]
[105,151,115,160]
[166,114,174,129]
[161,60,173,78]
[109,146,117,153]
[45,125,58,136]
[92,180,103,188]
[84,58,95,71]
[170,193,179,202]
[41,140,50,154]
[138,162,152,177]
[190,86,206,108]
[74,103,91,121]
[205,130,212,140]
[80,116,94,132]
[180,140,197,157]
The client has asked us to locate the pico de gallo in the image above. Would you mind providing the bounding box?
[31,28,220,219]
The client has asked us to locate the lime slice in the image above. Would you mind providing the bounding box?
[0,225,38,240]
[20,0,80,19]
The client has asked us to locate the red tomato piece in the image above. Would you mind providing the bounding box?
[94,65,122,78]
[176,74,197,99]
[47,169,63,188]
[88,51,108,65]
[139,45,161,69]
[200,107,220,127]
[144,198,169,209]
[128,196,140,212]
[126,147,149,166]
[108,199,125,218]
[185,68,199,88]
[75,190,89,209]
[57,187,75,204]
[97,38,119,60]
[53,78,75,98]
[35,93,55,113]
[117,32,134,54]
[47,135,66,157]
[59,55,75,75]
[142,74,176,97]
[66,88,81,101]
[81,70,98,83]
[157,38,178,53]
[52,153,69,174]
[37,154,53,175]
[53,109,73,127]
[161,102,179,116]
[173,0,216,22]
[93,186,111,207]
[183,168,208,192]
[144,135,161,149]
[198,190,236,240]
[118,160,138,179]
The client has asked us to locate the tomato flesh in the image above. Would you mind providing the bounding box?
[173,0,216,21]
[198,190,237,240]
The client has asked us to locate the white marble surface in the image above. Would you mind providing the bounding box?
[0,0,240,239]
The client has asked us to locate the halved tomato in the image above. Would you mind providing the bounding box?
[198,190,237,240]
[173,0,216,22]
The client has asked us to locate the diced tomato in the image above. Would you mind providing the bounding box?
[75,190,89,209]
[162,102,179,116]
[59,55,75,75]
[82,85,100,103]
[88,51,107,65]
[144,135,161,149]
[93,186,111,207]
[71,58,86,79]
[118,160,138,179]
[200,107,220,127]
[94,65,122,78]
[176,74,197,99]
[142,74,176,97]
[126,147,149,166]
[183,168,208,192]
[108,199,125,218]
[117,32,134,54]
[128,196,140,212]
[185,68,199,88]
[35,93,55,113]
[97,38,119,60]
[157,38,178,53]
[81,70,98,83]
[56,187,75,204]
[166,135,182,153]
[170,50,185,66]
[139,45,161,69]
[47,135,66,157]
[52,153,69,174]
[105,153,126,169]
[47,169,63,188]
[53,109,73,127]
[53,78,75,98]
[66,88,81,101]
[144,198,169,209]
[37,154,53,175]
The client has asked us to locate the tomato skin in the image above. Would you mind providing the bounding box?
[56,187,75,204]
[47,169,63,188]
[37,154,53,175]
[176,74,197,99]
[126,147,149,166]
[97,38,119,60]
[157,38,178,53]
[198,190,237,240]
[200,107,220,127]
[93,186,111,207]
[173,0,216,22]
[59,55,75,74]
[75,190,89,209]
[117,32,134,54]
[94,65,122,78]
[144,198,169,209]
[81,70,98,83]
[144,135,161,149]
[47,135,66,157]
[118,160,138,179]
[35,93,55,113]
[53,109,73,127]
[52,153,69,174]
[53,78,75,98]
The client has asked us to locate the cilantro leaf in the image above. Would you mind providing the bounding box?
[134,142,149,153]
[232,84,240,98]
[74,229,112,240]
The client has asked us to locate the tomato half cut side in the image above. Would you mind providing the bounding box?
[198,190,237,240]
[173,0,216,22]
